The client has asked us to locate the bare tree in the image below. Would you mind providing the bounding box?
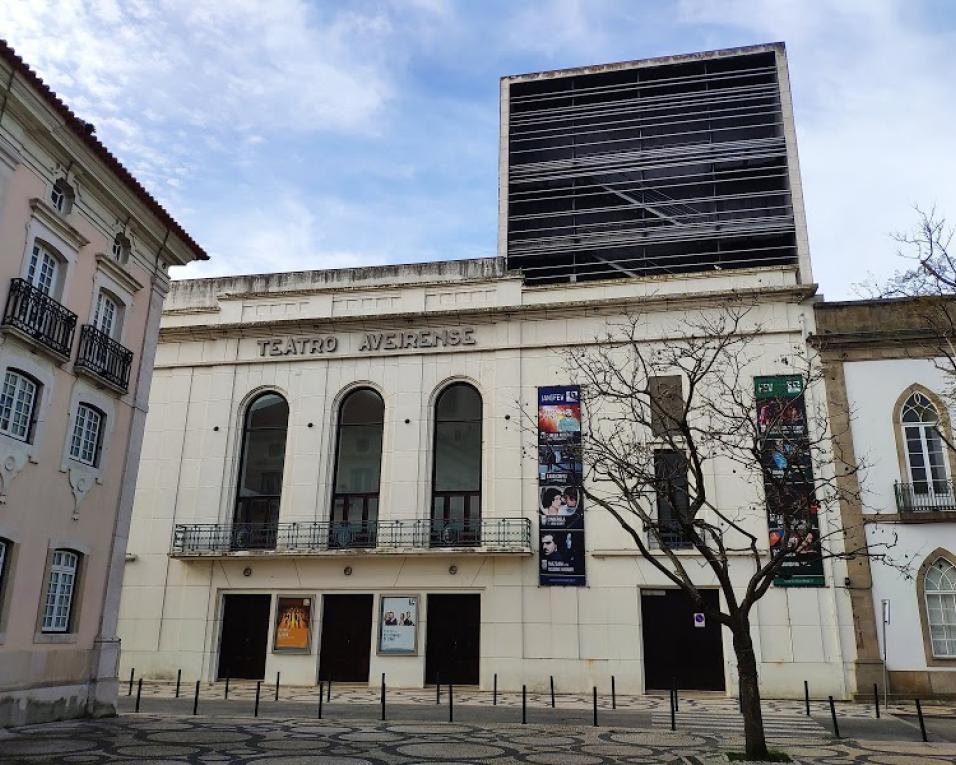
[558,301,896,761]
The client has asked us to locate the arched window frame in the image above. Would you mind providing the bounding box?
[25,239,66,300]
[430,381,483,546]
[329,387,384,549]
[40,548,81,634]
[68,402,105,467]
[0,368,41,443]
[232,391,289,543]
[893,385,956,500]
[916,548,956,666]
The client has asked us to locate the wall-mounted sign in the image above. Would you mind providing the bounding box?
[273,596,312,652]
[256,327,476,358]
[378,595,418,654]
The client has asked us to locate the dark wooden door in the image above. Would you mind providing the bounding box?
[425,594,480,685]
[218,594,271,680]
[318,594,373,682]
[641,589,725,691]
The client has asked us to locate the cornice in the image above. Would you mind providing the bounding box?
[94,252,144,294]
[29,197,89,249]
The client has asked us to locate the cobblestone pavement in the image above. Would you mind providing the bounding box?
[3,713,956,765]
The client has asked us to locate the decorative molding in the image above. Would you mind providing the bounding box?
[0,438,30,501]
[94,252,143,294]
[67,465,97,520]
[28,197,89,250]
[0,133,20,171]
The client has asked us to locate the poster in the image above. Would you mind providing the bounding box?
[273,596,312,652]
[378,595,418,654]
[538,386,586,586]
[754,375,825,587]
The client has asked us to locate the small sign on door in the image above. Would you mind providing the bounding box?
[693,612,705,628]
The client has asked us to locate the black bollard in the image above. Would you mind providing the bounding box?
[275,672,280,702]
[225,676,230,700]
[550,675,555,708]
[381,673,386,721]
[318,681,323,719]
[493,673,497,706]
[671,676,679,711]
[669,689,676,731]
[804,680,810,716]
[874,683,880,719]
[436,675,441,704]
[522,684,527,724]
[128,668,135,696]
[916,699,928,742]
[592,686,598,727]
[135,678,143,713]
[175,669,181,698]
[611,675,616,710]
[327,678,332,702]
[193,680,200,716]
[448,683,454,723]
[254,681,261,717]
[828,695,840,738]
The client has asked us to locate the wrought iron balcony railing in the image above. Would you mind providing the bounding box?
[171,517,533,555]
[75,324,134,392]
[894,481,956,513]
[647,519,696,550]
[1,278,77,359]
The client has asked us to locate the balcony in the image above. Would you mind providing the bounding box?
[648,519,696,550]
[170,517,533,557]
[894,481,956,516]
[75,324,134,393]
[1,278,77,359]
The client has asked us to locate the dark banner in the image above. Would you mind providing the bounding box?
[538,386,586,586]
[754,375,825,587]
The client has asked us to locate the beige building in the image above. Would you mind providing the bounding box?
[0,42,206,725]
[118,44,864,700]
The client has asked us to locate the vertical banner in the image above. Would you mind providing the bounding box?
[754,375,825,587]
[273,596,312,652]
[537,386,586,586]
[378,595,419,654]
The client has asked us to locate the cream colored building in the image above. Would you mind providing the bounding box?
[117,43,863,699]
[0,42,206,725]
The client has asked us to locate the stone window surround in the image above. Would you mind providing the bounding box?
[915,547,956,668]
[33,539,91,644]
[0,526,18,643]
[19,198,88,305]
[59,380,117,519]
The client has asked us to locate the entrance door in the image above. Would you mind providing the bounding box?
[641,589,724,691]
[218,594,271,680]
[425,594,480,685]
[319,594,373,682]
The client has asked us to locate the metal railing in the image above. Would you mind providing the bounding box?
[171,517,533,555]
[75,324,134,392]
[1,278,76,358]
[648,519,696,550]
[894,481,956,513]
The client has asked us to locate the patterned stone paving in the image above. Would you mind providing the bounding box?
[2,714,956,765]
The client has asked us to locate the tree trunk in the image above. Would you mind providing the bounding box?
[733,625,770,761]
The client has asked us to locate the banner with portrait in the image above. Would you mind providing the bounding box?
[537,386,586,586]
[754,375,825,587]
[378,595,419,654]
[273,596,312,652]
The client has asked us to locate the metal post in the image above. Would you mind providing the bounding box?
[128,668,135,696]
[175,669,181,698]
[448,683,454,723]
[225,677,230,700]
[493,673,497,706]
[828,696,840,738]
[804,680,810,716]
[522,684,527,724]
[381,673,386,721]
[436,675,441,704]
[611,675,616,710]
[671,677,678,712]
[327,679,332,702]
[916,699,928,742]
[874,683,880,719]
[592,687,598,727]
[550,675,555,708]
[193,680,200,716]
[669,689,676,731]
[254,681,261,717]
[275,672,280,702]
[135,678,142,713]
[318,682,323,719]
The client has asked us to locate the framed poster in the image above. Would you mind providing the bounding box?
[273,595,313,652]
[378,594,418,655]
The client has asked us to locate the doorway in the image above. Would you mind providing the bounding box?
[641,588,725,691]
[318,594,373,682]
[425,594,480,685]
[218,594,271,680]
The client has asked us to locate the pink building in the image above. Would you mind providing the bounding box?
[0,41,206,725]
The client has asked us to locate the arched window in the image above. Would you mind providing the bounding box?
[330,388,384,548]
[901,391,950,495]
[69,402,105,466]
[41,549,80,633]
[27,242,61,297]
[925,557,956,658]
[0,369,40,443]
[431,383,482,545]
[234,393,289,546]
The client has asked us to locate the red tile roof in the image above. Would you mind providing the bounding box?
[0,39,208,261]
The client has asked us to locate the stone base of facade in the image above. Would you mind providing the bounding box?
[0,682,117,728]
[887,669,956,698]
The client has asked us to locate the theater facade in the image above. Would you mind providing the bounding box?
[116,43,863,698]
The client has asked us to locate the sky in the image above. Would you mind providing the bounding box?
[1,0,955,298]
